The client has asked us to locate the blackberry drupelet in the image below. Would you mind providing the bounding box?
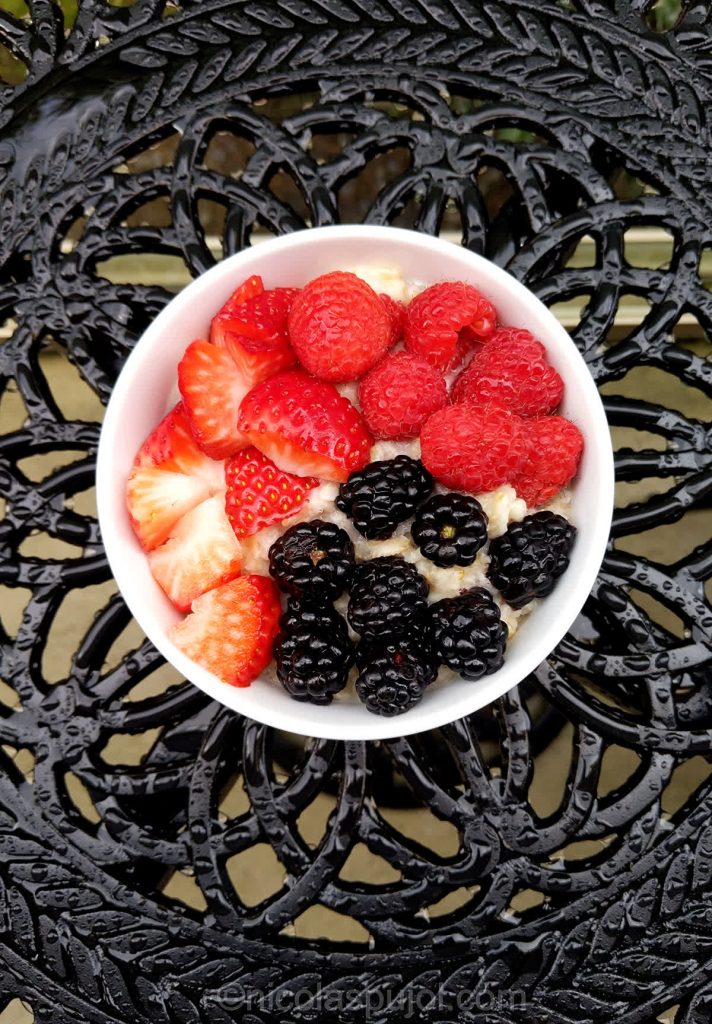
[336,455,433,539]
[347,556,429,640]
[268,520,354,601]
[487,511,576,608]
[429,587,508,679]
[273,603,354,705]
[411,492,488,567]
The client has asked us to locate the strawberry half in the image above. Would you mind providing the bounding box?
[135,402,225,491]
[237,369,373,483]
[169,574,282,687]
[126,467,212,551]
[147,495,242,611]
[178,340,250,459]
[127,402,225,550]
[225,447,318,539]
[211,280,298,388]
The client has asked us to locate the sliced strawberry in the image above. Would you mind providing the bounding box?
[126,466,212,551]
[134,402,223,489]
[220,274,264,314]
[169,574,282,687]
[237,369,373,482]
[211,286,298,388]
[147,496,242,611]
[225,447,318,539]
[178,340,249,459]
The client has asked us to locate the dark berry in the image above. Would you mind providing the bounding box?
[355,634,438,684]
[336,455,433,540]
[487,511,576,609]
[356,630,440,679]
[279,600,351,641]
[411,492,488,567]
[428,587,508,680]
[347,556,429,640]
[273,604,354,705]
[268,520,354,601]
[355,639,434,716]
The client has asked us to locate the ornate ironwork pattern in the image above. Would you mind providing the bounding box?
[0,1,711,1021]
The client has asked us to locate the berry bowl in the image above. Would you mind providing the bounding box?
[97,225,614,741]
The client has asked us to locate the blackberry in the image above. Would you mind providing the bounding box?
[428,587,508,680]
[487,511,576,609]
[279,600,350,639]
[268,520,354,601]
[355,634,439,684]
[412,492,488,567]
[273,604,354,705]
[347,556,429,640]
[336,455,433,540]
[356,654,426,716]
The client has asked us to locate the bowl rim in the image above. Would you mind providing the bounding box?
[97,224,615,741]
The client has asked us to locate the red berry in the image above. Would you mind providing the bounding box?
[127,465,214,553]
[404,282,497,369]
[420,403,526,493]
[178,339,250,459]
[237,369,373,482]
[224,447,318,539]
[380,293,406,346]
[288,271,391,381]
[135,402,224,483]
[128,402,225,551]
[450,329,563,416]
[211,280,298,388]
[473,326,547,365]
[148,496,243,611]
[169,575,282,687]
[512,416,583,506]
[359,351,447,440]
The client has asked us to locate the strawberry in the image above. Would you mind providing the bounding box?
[126,466,213,551]
[225,447,318,539]
[288,271,391,381]
[134,402,225,491]
[237,369,372,482]
[169,574,282,687]
[404,281,497,369]
[178,339,249,459]
[211,282,298,388]
[220,274,264,313]
[147,496,243,611]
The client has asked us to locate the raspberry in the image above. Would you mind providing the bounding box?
[512,416,583,506]
[288,271,391,381]
[420,403,526,493]
[476,327,547,365]
[450,346,563,416]
[358,351,447,440]
[379,293,405,346]
[404,282,497,369]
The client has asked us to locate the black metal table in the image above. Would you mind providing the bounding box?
[1,2,711,1021]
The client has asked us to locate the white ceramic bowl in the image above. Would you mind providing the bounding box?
[97,225,614,741]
